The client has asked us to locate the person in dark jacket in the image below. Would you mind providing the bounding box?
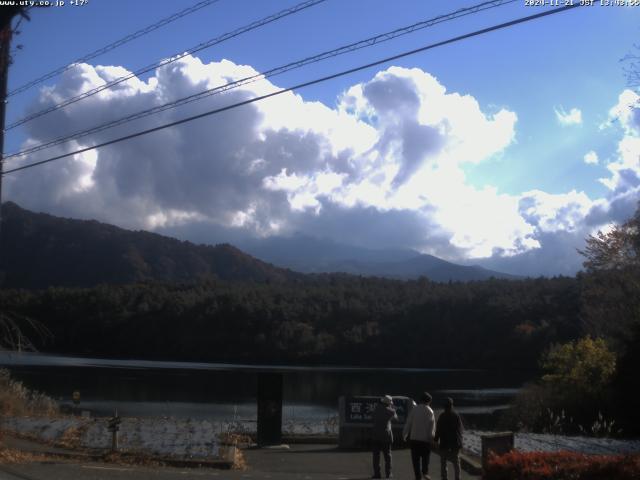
[371,395,397,479]
[434,397,463,480]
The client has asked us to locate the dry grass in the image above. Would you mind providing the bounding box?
[218,431,250,469]
[2,429,53,446]
[101,451,166,467]
[232,447,247,471]
[57,424,89,449]
[1,369,62,465]
[0,447,50,464]
[0,369,57,417]
[219,432,252,447]
[2,421,94,454]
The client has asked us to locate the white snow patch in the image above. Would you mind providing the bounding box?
[464,430,640,456]
[1,416,228,459]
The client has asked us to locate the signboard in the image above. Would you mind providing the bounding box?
[342,396,412,425]
[338,395,414,449]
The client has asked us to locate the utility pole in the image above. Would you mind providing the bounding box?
[0,18,12,207]
[0,7,22,284]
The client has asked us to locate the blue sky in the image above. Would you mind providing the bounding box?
[3,0,640,276]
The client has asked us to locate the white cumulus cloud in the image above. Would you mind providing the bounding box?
[555,106,583,126]
[5,57,637,276]
[583,150,599,165]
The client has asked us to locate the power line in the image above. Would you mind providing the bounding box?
[4,0,327,131]
[8,0,223,98]
[2,4,581,177]
[4,0,518,161]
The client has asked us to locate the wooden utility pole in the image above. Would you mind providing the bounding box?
[0,7,21,283]
[0,19,12,195]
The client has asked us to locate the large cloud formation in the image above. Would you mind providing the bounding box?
[5,56,639,276]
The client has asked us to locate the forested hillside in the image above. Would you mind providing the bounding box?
[0,275,581,369]
[0,202,299,288]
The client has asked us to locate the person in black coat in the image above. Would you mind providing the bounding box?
[434,397,463,480]
[371,395,397,478]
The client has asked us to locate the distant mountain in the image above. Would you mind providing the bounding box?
[239,234,420,273]
[239,234,519,281]
[0,202,517,288]
[0,202,299,289]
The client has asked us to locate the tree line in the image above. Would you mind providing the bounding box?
[1,274,582,370]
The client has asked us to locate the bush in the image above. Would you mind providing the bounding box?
[0,369,57,417]
[500,337,620,434]
[484,450,640,480]
[500,383,621,436]
[541,337,616,398]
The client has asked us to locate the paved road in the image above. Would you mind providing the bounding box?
[1,462,222,480]
[0,445,479,480]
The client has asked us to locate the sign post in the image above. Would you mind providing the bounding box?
[72,390,80,415]
[107,410,121,452]
[257,372,283,446]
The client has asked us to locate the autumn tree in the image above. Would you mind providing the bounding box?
[542,336,616,398]
[579,204,640,349]
[578,203,640,434]
[581,206,640,272]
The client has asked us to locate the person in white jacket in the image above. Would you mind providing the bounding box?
[402,392,435,480]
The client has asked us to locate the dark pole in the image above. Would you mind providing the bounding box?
[257,372,283,446]
[0,8,20,284]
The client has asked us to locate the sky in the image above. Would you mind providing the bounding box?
[2,0,640,276]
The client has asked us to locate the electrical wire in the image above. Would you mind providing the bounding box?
[8,0,224,97]
[2,4,581,176]
[4,0,327,131]
[4,0,517,161]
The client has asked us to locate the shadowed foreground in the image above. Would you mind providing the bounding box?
[1,435,479,480]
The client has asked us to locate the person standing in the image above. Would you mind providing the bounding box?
[434,397,464,480]
[403,392,435,480]
[371,395,397,479]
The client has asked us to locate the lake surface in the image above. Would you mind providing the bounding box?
[0,352,527,424]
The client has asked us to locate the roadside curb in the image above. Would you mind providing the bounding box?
[3,446,236,469]
[143,455,235,469]
[460,452,483,476]
[2,434,236,470]
[40,450,100,461]
[282,435,338,445]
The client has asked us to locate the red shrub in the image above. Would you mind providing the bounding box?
[484,450,640,480]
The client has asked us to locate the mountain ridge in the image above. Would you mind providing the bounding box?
[0,202,518,288]
[0,202,299,289]
[239,233,520,281]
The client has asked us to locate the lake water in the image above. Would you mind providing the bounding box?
[0,352,526,425]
